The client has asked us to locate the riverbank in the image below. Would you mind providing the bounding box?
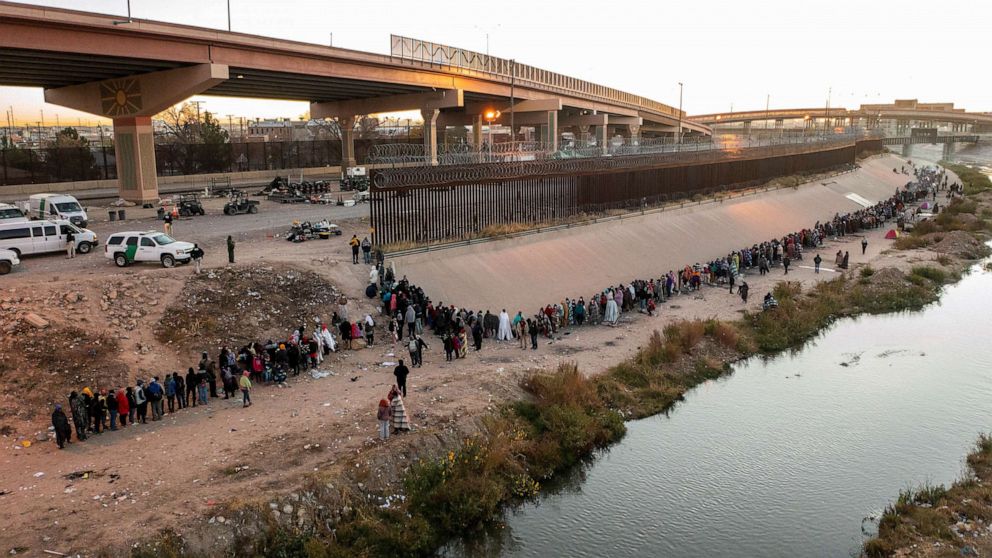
[860,165,992,558]
[1,157,979,556]
[146,167,992,557]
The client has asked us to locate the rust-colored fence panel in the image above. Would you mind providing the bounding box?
[371,141,866,246]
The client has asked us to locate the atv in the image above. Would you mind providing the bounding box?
[223,190,260,215]
[177,193,205,217]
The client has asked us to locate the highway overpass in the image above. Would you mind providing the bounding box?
[690,99,992,133]
[0,1,710,201]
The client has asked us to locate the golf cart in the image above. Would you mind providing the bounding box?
[177,193,205,217]
[223,190,260,215]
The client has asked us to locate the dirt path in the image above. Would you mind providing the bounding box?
[0,157,954,556]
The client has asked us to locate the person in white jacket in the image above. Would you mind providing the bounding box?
[497,309,513,341]
[319,324,337,353]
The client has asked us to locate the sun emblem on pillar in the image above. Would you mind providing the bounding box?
[100,78,143,117]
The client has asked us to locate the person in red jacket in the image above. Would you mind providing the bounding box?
[116,388,130,427]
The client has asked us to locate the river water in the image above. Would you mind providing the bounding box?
[447,253,992,558]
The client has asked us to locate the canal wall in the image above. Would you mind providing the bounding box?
[394,154,910,311]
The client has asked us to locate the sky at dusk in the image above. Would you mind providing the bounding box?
[2,0,989,126]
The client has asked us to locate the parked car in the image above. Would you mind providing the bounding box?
[0,219,97,258]
[0,248,20,275]
[104,231,195,268]
[28,193,89,227]
[0,203,28,223]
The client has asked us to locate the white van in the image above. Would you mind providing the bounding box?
[0,203,28,223]
[0,219,98,258]
[29,194,89,227]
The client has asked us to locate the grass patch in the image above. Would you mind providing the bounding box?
[594,320,742,418]
[910,266,947,285]
[941,160,992,196]
[893,234,931,250]
[865,434,992,556]
[741,271,940,353]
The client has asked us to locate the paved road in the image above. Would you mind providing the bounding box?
[5,196,370,277]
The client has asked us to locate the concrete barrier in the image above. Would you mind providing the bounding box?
[0,165,343,199]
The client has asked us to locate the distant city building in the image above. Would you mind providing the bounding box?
[247,119,313,142]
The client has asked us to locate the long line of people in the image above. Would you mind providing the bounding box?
[364,171,943,363]
[53,163,953,448]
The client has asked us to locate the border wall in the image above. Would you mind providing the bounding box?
[370,139,880,246]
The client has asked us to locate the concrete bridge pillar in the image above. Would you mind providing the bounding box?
[110,116,157,202]
[42,63,228,203]
[421,108,440,166]
[742,121,752,136]
[340,115,357,168]
[541,110,559,151]
[472,114,483,150]
[596,124,608,155]
[628,125,641,145]
[943,142,955,160]
[573,125,589,145]
[902,143,913,158]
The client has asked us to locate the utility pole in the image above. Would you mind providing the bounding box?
[765,94,770,130]
[825,86,832,134]
[677,81,683,148]
[227,0,231,32]
[329,33,333,47]
[191,101,204,122]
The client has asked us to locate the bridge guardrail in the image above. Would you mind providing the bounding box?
[389,35,682,121]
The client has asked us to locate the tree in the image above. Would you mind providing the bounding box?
[155,103,230,174]
[43,127,97,181]
[356,115,380,139]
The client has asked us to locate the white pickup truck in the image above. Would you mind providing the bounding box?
[0,248,20,275]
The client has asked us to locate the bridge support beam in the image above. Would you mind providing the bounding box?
[902,144,913,158]
[596,124,609,155]
[472,114,483,150]
[43,63,229,203]
[340,116,357,168]
[111,116,157,203]
[422,108,440,166]
[573,125,589,145]
[942,142,955,160]
[742,121,752,136]
[540,111,559,151]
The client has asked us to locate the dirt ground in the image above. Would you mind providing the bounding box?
[0,157,971,556]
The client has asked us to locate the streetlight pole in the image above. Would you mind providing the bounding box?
[677,81,683,149]
[227,0,231,32]
[765,93,770,131]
